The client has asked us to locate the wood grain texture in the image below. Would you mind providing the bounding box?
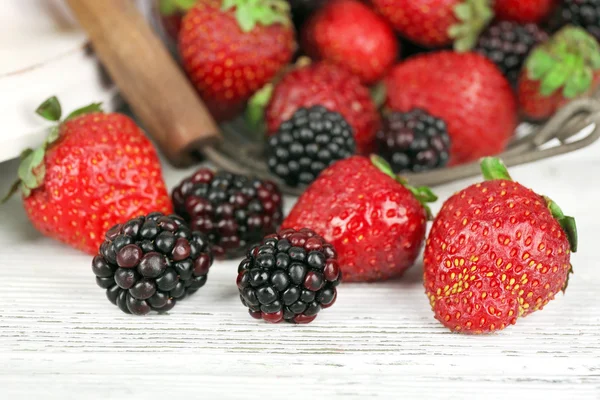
[1,143,600,399]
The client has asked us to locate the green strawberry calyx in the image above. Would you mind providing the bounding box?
[158,0,197,15]
[1,96,103,203]
[449,0,494,52]
[222,0,292,32]
[370,155,438,220]
[480,157,577,292]
[525,25,600,99]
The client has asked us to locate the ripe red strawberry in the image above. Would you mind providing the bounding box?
[384,51,517,165]
[424,158,577,333]
[265,62,381,154]
[178,0,296,121]
[518,26,600,121]
[282,156,436,282]
[494,0,557,24]
[2,97,172,255]
[370,0,493,50]
[301,0,399,84]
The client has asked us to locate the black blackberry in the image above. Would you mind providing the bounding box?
[474,21,548,86]
[550,0,600,41]
[92,212,213,315]
[172,169,283,259]
[267,106,356,187]
[236,228,341,324]
[376,109,450,173]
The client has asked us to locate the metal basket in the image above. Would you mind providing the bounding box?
[204,94,600,195]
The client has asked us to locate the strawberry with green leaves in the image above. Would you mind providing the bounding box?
[370,0,493,51]
[282,155,436,282]
[177,0,296,121]
[2,97,172,255]
[424,158,576,333]
[517,26,600,121]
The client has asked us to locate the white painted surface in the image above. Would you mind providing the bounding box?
[1,138,599,399]
[0,0,119,163]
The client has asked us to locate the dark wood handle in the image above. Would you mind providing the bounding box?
[66,0,221,167]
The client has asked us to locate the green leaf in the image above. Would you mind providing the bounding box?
[453,3,472,21]
[221,0,237,11]
[544,196,578,253]
[370,155,396,181]
[563,68,593,98]
[18,147,46,193]
[370,82,387,109]
[65,102,103,121]
[159,0,177,15]
[45,126,60,146]
[236,3,256,32]
[526,50,556,81]
[449,0,493,51]
[540,64,569,96]
[160,0,196,14]
[246,84,273,133]
[36,96,62,121]
[480,157,512,181]
[1,180,21,204]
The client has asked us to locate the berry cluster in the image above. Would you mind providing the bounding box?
[376,109,450,173]
[475,21,548,86]
[92,212,213,315]
[267,106,356,187]
[236,228,341,324]
[172,169,283,259]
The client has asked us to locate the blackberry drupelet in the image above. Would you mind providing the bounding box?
[267,106,356,187]
[236,228,341,324]
[376,109,450,173]
[172,169,283,259]
[92,212,213,315]
[475,21,548,86]
[550,0,600,41]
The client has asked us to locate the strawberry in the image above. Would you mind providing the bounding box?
[265,62,381,154]
[178,0,296,121]
[494,0,557,24]
[2,97,172,255]
[517,26,600,121]
[424,158,577,333]
[282,156,436,282]
[370,0,493,50]
[301,0,399,84]
[384,51,517,165]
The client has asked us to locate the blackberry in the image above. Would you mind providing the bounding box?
[376,109,450,173]
[236,228,341,324]
[475,21,548,86]
[267,106,356,187]
[550,0,600,41]
[92,212,213,315]
[172,169,283,259]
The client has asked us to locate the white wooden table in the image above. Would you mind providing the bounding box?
[1,141,599,399]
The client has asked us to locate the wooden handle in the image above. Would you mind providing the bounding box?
[66,0,221,167]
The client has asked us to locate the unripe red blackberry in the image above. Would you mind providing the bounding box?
[237,228,341,324]
[172,169,283,259]
[92,212,213,315]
